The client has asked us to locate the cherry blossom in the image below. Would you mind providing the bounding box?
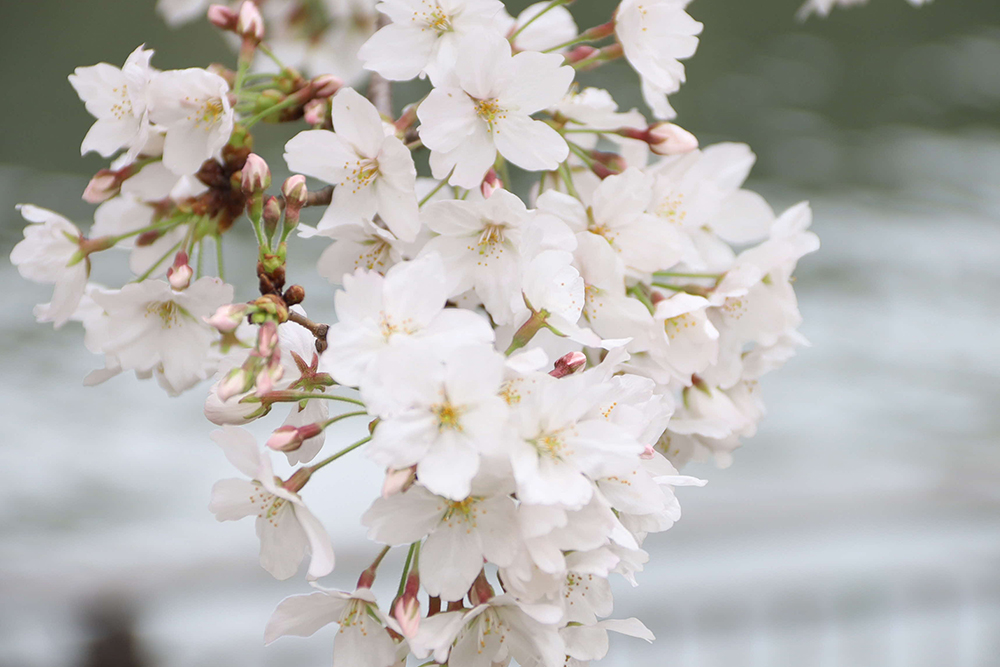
[148,68,234,175]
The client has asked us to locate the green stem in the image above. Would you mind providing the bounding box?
[108,215,186,245]
[654,271,723,279]
[256,43,287,71]
[627,284,655,315]
[320,410,368,429]
[309,435,372,472]
[557,162,581,199]
[243,94,303,128]
[419,175,451,207]
[510,0,566,41]
[397,542,420,598]
[268,392,366,406]
[650,281,683,292]
[196,238,205,279]
[566,141,597,169]
[134,239,183,283]
[215,235,225,280]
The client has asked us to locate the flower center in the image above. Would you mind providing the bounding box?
[442,496,483,527]
[432,401,465,431]
[474,98,506,126]
[419,5,453,33]
[655,193,687,224]
[110,84,134,120]
[532,431,569,460]
[378,312,415,341]
[664,313,695,340]
[249,484,286,524]
[146,301,184,328]
[186,96,226,129]
[342,157,380,194]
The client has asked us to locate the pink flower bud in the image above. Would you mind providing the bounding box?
[640,444,656,460]
[282,175,308,208]
[393,597,421,639]
[263,196,282,226]
[481,168,502,199]
[267,423,322,452]
[241,153,271,194]
[303,99,327,126]
[550,351,587,378]
[381,466,416,498]
[256,321,279,357]
[218,368,251,402]
[236,1,264,42]
[205,304,247,333]
[207,5,238,30]
[311,75,343,99]
[647,122,698,156]
[82,171,119,204]
[167,252,193,290]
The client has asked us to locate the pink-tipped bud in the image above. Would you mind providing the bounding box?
[481,168,502,199]
[550,351,587,378]
[236,1,264,42]
[206,304,248,333]
[303,99,327,126]
[282,175,308,209]
[267,423,322,452]
[218,368,251,402]
[207,4,238,30]
[241,153,271,194]
[167,252,193,290]
[647,122,698,156]
[640,444,656,460]
[254,363,284,397]
[564,45,599,65]
[381,466,416,498]
[394,596,421,639]
[83,171,120,204]
[263,196,282,226]
[311,74,343,99]
[256,321,279,358]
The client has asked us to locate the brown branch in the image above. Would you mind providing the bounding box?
[288,310,330,353]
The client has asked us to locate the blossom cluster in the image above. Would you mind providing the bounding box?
[11,1,828,665]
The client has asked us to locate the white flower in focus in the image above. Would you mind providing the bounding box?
[148,68,234,176]
[265,586,398,667]
[615,0,702,119]
[322,253,494,388]
[209,426,336,580]
[417,28,574,188]
[363,479,519,600]
[285,88,420,242]
[509,373,645,509]
[10,205,88,329]
[84,277,233,394]
[359,0,505,81]
[365,342,509,500]
[538,168,690,279]
[642,292,719,386]
[69,45,156,160]
[310,219,405,284]
[411,596,564,667]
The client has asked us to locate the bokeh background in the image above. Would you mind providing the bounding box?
[2,1,999,666]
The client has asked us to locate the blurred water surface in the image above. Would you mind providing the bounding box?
[1,1,999,666]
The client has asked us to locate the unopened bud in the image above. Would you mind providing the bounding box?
[647,122,698,156]
[167,252,193,290]
[236,1,264,42]
[303,99,327,126]
[282,175,308,208]
[267,423,322,452]
[207,4,238,30]
[393,597,421,639]
[481,168,502,199]
[241,153,271,194]
[206,304,248,333]
[381,466,416,498]
[218,368,251,402]
[263,195,282,226]
[550,351,587,378]
[83,170,120,204]
[282,284,305,306]
[311,74,343,99]
[257,320,279,357]
[564,45,599,65]
[254,362,284,397]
